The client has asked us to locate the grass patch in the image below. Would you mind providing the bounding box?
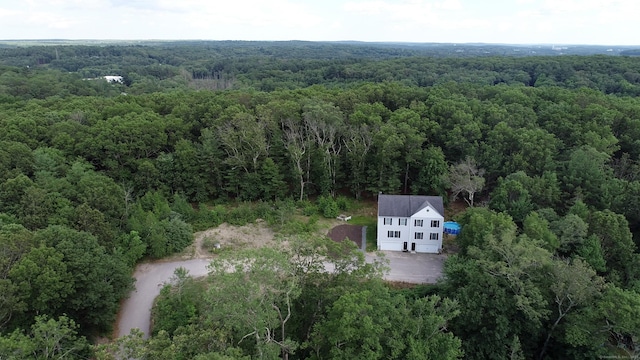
[365,225,377,252]
[347,215,378,252]
[348,215,376,227]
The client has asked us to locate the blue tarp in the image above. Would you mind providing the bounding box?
[444,221,461,235]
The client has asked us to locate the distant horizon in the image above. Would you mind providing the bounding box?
[2,1,639,46]
[1,39,638,48]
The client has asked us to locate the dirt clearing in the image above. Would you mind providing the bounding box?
[176,221,277,259]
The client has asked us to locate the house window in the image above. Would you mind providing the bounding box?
[388,231,401,238]
[414,232,424,240]
[383,218,392,225]
[414,219,423,227]
[399,218,407,226]
[431,220,440,228]
[429,233,439,240]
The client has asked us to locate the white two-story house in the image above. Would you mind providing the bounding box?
[377,194,444,253]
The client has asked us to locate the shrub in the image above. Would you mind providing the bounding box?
[317,195,339,218]
[280,215,320,235]
[226,203,256,226]
[336,196,351,211]
[303,204,318,216]
[171,193,196,222]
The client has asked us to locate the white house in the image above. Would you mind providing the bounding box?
[377,194,444,253]
[104,75,124,83]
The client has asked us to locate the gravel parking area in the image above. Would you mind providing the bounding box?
[367,251,447,284]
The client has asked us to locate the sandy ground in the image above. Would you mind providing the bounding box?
[177,222,276,259]
[114,222,446,339]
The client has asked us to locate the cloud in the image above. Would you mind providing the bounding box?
[0,7,20,17]
[112,0,326,31]
[27,11,79,29]
[437,0,462,11]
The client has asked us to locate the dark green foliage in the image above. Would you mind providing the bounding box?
[2,42,640,358]
[34,226,133,332]
[190,204,226,231]
[308,282,462,360]
[128,191,194,258]
[489,175,534,223]
[260,158,287,201]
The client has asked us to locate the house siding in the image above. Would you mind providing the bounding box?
[377,197,444,254]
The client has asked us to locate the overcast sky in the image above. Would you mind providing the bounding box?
[1,0,638,45]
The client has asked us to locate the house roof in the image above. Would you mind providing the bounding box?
[377,194,444,218]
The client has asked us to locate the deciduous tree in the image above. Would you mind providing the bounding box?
[446,156,485,207]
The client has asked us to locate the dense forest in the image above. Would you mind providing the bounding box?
[0,41,640,359]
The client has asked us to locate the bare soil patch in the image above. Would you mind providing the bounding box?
[178,221,276,259]
[327,224,363,248]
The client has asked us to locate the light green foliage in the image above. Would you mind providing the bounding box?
[562,146,613,208]
[205,247,302,359]
[0,315,91,360]
[470,233,552,325]
[523,212,559,251]
[443,209,553,359]
[116,230,146,267]
[317,195,339,218]
[455,207,517,255]
[538,258,605,359]
[142,235,391,359]
[550,214,589,255]
[576,235,607,273]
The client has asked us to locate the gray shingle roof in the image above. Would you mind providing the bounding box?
[377,194,444,218]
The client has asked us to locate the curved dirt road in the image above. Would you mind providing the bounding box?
[115,258,212,338]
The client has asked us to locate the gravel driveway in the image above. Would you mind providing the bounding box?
[116,251,446,338]
[116,258,211,339]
